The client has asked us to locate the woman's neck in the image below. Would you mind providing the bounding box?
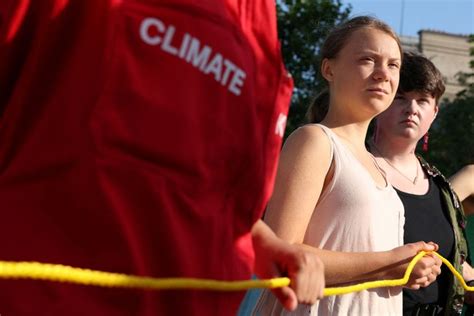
[371,134,417,163]
[321,113,371,150]
[370,134,428,194]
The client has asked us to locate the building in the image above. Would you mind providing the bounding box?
[401,30,472,101]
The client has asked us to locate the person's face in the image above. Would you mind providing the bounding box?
[322,28,401,118]
[377,90,439,141]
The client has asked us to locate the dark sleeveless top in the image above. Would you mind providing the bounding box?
[396,176,455,315]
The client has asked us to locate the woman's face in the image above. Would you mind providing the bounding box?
[376,90,439,142]
[323,27,401,119]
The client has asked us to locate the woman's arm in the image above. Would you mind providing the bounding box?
[298,241,440,289]
[264,125,440,287]
[450,164,474,215]
[264,125,332,244]
[251,219,325,311]
[463,262,474,304]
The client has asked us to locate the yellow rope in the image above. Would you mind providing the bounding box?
[0,251,471,296]
[0,260,289,291]
[323,251,474,296]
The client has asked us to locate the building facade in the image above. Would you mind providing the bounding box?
[401,30,472,101]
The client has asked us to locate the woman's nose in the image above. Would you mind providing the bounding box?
[404,99,418,115]
[373,65,390,81]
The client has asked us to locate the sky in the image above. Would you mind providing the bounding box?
[340,0,473,37]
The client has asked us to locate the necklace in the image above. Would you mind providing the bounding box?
[371,144,419,185]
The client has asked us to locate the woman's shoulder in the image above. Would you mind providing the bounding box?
[288,124,331,143]
[280,124,333,168]
[417,155,464,209]
[417,155,446,179]
[283,124,331,153]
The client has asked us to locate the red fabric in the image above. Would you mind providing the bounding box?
[0,0,292,315]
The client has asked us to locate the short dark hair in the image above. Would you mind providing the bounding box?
[398,52,445,104]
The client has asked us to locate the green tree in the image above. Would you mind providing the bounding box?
[277,0,351,136]
[456,34,474,98]
[424,34,474,175]
[425,97,474,175]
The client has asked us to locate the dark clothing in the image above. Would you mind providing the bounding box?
[403,156,470,316]
[397,176,454,314]
[411,303,444,316]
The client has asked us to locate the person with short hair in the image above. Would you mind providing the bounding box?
[369,52,472,315]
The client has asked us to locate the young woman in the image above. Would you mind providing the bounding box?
[251,17,441,315]
[369,52,472,316]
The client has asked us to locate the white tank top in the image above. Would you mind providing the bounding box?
[252,124,405,316]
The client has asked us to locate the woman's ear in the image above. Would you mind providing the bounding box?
[321,58,334,82]
[434,105,439,119]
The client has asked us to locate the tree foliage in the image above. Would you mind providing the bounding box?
[425,97,474,175]
[455,34,474,98]
[277,0,351,136]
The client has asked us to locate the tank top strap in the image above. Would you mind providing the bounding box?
[309,124,344,202]
[311,124,352,160]
[312,124,389,190]
[311,123,360,165]
[310,123,335,159]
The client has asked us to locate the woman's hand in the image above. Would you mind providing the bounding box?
[252,220,325,311]
[389,241,442,289]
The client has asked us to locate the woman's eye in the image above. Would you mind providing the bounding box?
[389,63,400,69]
